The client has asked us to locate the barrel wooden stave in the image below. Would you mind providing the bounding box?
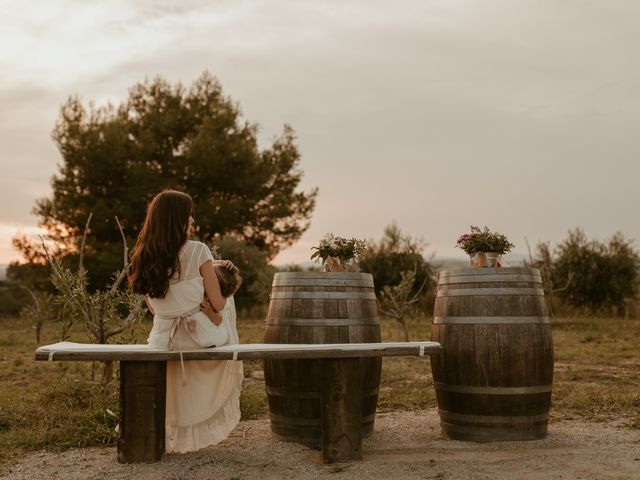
[431,267,553,442]
[264,272,381,446]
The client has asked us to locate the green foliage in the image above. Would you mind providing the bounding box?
[239,382,269,420]
[310,234,367,265]
[25,71,317,288]
[0,314,134,471]
[456,225,514,255]
[0,281,31,316]
[19,290,57,344]
[210,236,276,312]
[535,229,639,315]
[378,268,427,341]
[48,257,144,345]
[358,223,434,300]
[6,261,54,299]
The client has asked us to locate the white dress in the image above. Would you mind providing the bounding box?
[147,240,244,454]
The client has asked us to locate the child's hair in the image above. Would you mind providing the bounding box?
[215,265,242,297]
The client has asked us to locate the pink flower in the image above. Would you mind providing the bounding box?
[457,233,475,243]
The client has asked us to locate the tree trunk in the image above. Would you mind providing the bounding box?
[102,361,114,391]
[399,318,411,342]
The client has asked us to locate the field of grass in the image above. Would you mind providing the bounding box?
[0,312,639,471]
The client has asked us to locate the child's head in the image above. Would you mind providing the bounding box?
[215,265,242,297]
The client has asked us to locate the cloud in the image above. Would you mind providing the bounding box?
[1,0,639,264]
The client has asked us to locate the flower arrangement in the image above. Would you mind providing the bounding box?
[310,234,367,271]
[456,226,514,255]
[210,244,222,260]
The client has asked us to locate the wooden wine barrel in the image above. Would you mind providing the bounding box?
[430,267,553,442]
[263,272,382,446]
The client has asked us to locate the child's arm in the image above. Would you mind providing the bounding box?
[200,298,223,326]
[214,259,239,272]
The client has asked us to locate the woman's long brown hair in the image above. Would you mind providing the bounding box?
[128,190,193,298]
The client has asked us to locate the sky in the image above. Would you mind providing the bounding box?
[1,0,639,266]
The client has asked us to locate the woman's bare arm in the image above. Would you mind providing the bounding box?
[144,296,155,315]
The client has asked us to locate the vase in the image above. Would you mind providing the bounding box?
[470,252,501,268]
[325,256,360,272]
[325,256,345,272]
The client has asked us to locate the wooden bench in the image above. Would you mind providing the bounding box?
[35,341,441,464]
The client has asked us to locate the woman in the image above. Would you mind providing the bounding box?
[128,189,243,454]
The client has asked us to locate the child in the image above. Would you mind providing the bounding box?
[200,264,242,323]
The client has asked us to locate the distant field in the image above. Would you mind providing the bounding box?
[0,312,638,472]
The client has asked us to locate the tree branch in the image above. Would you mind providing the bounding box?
[385,288,402,312]
[105,297,145,339]
[551,271,574,294]
[40,235,94,332]
[17,284,40,310]
[77,303,99,340]
[108,217,129,296]
[376,299,398,320]
[99,217,130,328]
[115,216,128,270]
[39,235,53,265]
[79,213,93,272]
[524,236,533,265]
[408,277,428,304]
[109,268,128,296]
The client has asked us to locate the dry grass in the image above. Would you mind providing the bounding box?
[551,316,640,426]
[0,312,639,472]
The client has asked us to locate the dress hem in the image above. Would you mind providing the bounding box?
[165,367,243,454]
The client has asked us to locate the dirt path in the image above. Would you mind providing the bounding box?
[3,411,640,480]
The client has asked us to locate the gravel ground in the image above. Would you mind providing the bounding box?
[3,410,640,480]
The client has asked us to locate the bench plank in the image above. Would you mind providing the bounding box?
[35,341,442,362]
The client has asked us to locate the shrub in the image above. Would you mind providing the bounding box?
[533,229,639,315]
[358,223,434,312]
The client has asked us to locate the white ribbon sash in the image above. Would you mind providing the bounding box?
[158,306,202,385]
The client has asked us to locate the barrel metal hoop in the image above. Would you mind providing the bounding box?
[438,268,540,277]
[269,412,376,426]
[434,382,553,395]
[267,317,380,326]
[272,279,374,287]
[274,272,372,281]
[436,288,545,297]
[438,410,549,424]
[265,387,318,399]
[265,386,380,398]
[433,316,551,325]
[269,413,319,426]
[270,291,377,300]
[437,274,542,284]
